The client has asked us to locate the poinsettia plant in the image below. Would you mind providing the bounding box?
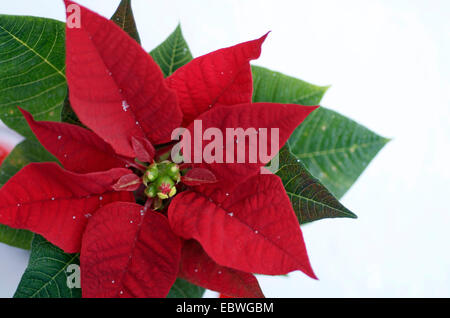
[0,0,388,298]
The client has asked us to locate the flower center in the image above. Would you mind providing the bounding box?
[143,161,180,200]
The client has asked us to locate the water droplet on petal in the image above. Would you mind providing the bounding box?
[112,280,115,284]
[254,230,259,234]
[225,193,230,196]
[130,220,133,224]
[122,100,130,112]
[73,216,76,220]
[17,203,21,207]
[99,196,103,201]
[51,197,55,201]
[228,212,234,217]
[119,291,123,295]
[57,135,62,140]
[194,268,198,273]
[218,270,222,274]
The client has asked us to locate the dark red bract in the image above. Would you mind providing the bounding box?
[0,0,319,298]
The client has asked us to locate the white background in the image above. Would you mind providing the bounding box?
[0,0,449,297]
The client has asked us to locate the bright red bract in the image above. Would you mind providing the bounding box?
[179,240,264,298]
[81,202,181,298]
[0,162,133,253]
[166,34,268,127]
[65,0,181,157]
[169,174,316,278]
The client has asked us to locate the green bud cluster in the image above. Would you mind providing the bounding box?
[143,161,180,200]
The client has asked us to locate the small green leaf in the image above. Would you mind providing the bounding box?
[167,279,205,298]
[111,0,141,44]
[0,224,33,250]
[150,24,193,77]
[60,89,85,127]
[0,139,57,249]
[14,235,81,298]
[275,147,356,224]
[252,65,329,106]
[288,107,389,198]
[0,15,67,138]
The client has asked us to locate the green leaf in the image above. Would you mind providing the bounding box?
[111,0,141,44]
[167,279,205,298]
[14,235,81,298]
[0,224,33,250]
[150,24,193,77]
[0,139,57,249]
[0,139,57,186]
[288,107,390,198]
[60,89,85,127]
[0,15,67,138]
[275,146,356,224]
[252,65,329,106]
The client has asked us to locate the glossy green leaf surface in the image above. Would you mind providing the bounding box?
[288,107,389,198]
[150,24,193,77]
[275,146,356,224]
[14,235,81,298]
[0,15,66,138]
[252,65,328,106]
[167,278,206,298]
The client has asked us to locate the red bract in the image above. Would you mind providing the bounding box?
[0,143,10,165]
[0,0,319,298]
[81,202,181,298]
[169,174,315,277]
[0,162,133,253]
